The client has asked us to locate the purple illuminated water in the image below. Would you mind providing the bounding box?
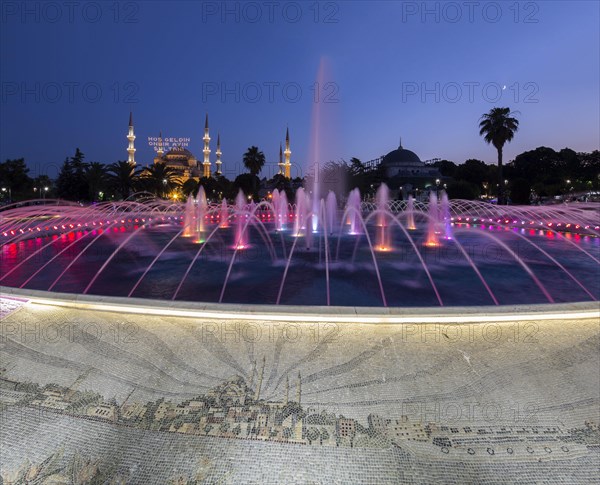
[1,190,599,307]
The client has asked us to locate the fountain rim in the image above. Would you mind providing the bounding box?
[2,286,598,324]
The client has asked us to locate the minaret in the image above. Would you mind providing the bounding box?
[127,112,136,166]
[203,114,211,178]
[296,371,301,405]
[253,356,265,401]
[215,134,222,176]
[284,375,289,405]
[249,360,256,389]
[157,131,164,158]
[278,143,284,175]
[283,127,292,179]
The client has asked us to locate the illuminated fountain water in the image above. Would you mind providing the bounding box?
[407,195,416,230]
[219,199,229,228]
[182,195,195,237]
[425,192,440,247]
[346,188,362,235]
[234,190,248,249]
[1,193,599,307]
[440,191,453,240]
[326,191,337,235]
[375,184,391,251]
[195,186,207,243]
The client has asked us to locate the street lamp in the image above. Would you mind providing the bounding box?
[44,186,48,201]
[435,178,441,196]
[2,187,12,202]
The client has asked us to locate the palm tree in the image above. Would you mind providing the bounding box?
[108,161,139,200]
[479,107,519,205]
[243,146,266,176]
[83,162,108,201]
[140,162,180,198]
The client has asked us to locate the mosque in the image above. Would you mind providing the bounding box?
[126,113,293,182]
[367,139,442,199]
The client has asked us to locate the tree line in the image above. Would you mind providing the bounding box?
[1,108,598,205]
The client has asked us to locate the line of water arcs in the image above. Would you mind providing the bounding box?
[1,186,598,306]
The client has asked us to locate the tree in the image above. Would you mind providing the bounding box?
[234,173,260,201]
[433,160,457,178]
[198,176,222,200]
[242,146,266,176]
[0,158,32,201]
[84,162,108,201]
[140,162,180,198]
[446,180,480,200]
[479,107,519,205]
[32,174,54,199]
[56,148,88,201]
[306,428,320,445]
[108,161,139,200]
[182,178,199,198]
[454,159,491,188]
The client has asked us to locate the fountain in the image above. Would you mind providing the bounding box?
[219,198,229,228]
[346,188,362,235]
[425,191,440,247]
[0,188,599,307]
[375,184,391,251]
[406,195,416,230]
[440,191,453,240]
[234,190,247,249]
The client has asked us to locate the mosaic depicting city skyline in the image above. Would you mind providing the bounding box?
[1,2,599,485]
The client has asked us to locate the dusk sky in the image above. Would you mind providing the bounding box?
[1,1,598,179]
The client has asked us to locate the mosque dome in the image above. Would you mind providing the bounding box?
[164,147,195,160]
[382,142,422,166]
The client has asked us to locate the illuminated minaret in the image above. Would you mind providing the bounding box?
[157,131,164,158]
[253,356,265,401]
[296,372,301,405]
[283,127,292,179]
[127,112,136,166]
[215,134,222,176]
[278,143,284,175]
[203,114,211,178]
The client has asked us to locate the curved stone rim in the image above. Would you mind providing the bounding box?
[2,286,598,324]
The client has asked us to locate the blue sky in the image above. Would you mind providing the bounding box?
[1,1,598,179]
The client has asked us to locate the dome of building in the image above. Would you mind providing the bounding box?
[164,147,195,160]
[382,142,422,166]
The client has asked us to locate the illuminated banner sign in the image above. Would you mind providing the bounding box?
[147,136,191,152]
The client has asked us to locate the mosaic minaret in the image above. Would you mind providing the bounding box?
[254,356,265,401]
[296,371,301,405]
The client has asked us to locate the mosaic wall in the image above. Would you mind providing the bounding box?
[1,297,599,483]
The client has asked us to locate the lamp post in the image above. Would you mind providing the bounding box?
[435,178,441,196]
[44,186,48,201]
[2,186,12,202]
